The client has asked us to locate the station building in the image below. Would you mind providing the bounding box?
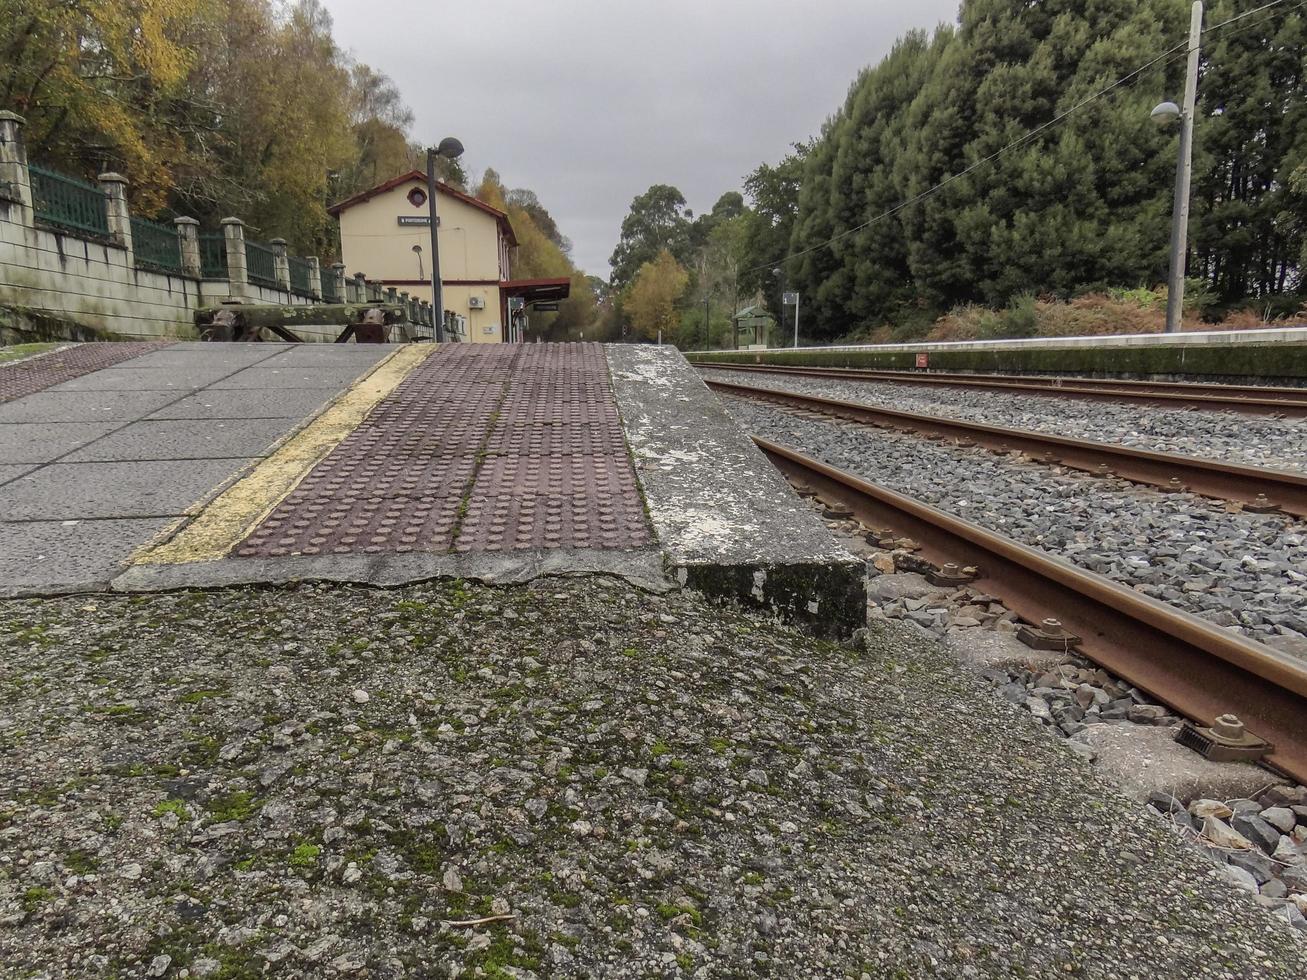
[328,171,569,342]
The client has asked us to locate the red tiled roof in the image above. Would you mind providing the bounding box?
[328,171,518,246]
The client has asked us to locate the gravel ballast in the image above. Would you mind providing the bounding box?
[2,579,1305,977]
[726,397,1307,658]
[703,368,1307,474]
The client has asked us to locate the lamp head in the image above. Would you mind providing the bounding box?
[1150,101,1181,125]
[436,137,465,159]
[411,244,422,253]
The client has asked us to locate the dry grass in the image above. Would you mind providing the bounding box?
[925,289,1296,342]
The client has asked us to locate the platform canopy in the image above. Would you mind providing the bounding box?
[501,276,571,305]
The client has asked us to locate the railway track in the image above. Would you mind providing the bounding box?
[707,377,1307,517]
[754,436,1307,784]
[694,361,1307,417]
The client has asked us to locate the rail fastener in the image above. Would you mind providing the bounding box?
[753,436,1307,783]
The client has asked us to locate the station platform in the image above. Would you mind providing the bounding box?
[0,341,863,633]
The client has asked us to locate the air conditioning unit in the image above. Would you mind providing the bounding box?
[468,296,485,309]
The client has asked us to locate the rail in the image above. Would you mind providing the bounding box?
[754,437,1307,783]
[696,362,1307,417]
[707,378,1307,517]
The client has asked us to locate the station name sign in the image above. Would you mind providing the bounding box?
[397,215,438,226]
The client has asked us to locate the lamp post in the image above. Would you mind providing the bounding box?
[411,243,424,281]
[426,136,464,342]
[1151,0,1203,334]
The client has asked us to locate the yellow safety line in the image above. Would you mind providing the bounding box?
[132,344,435,565]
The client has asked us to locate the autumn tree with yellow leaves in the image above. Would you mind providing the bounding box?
[0,0,419,255]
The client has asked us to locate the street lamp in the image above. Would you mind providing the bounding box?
[411,244,424,281]
[426,136,464,342]
[1152,1,1202,334]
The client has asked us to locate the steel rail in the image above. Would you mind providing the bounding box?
[709,378,1307,517]
[695,361,1307,416]
[754,437,1307,783]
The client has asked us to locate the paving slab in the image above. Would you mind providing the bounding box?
[61,418,299,462]
[0,458,257,520]
[209,366,386,389]
[0,517,175,592]
[146,387,343,420]
[48,365,239,392]
[259,345,400,367]
[607,344,865,635]
[0,389,182,423]
[118,343,282,369]
[0,420,120,463]
[0,463,35,485]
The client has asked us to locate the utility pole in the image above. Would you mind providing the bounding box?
[425,148,444,342]
[704,293,710,350]
[1165,1,1203,334]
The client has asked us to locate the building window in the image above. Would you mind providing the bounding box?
[407,187,427,208]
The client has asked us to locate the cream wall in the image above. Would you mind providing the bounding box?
[337,177,506,342]
[337,178,503,281]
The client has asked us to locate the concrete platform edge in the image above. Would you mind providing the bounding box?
[107,548,673,595]
[607,344,866,637]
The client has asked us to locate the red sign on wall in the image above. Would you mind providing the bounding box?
[915,352,928,369]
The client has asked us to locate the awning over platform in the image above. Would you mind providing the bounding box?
[501,277,571,304]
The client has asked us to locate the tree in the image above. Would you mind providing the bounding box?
[624,250,688,341]
[609,184,692,288]
[739,144,810,321]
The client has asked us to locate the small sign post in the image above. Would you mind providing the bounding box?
[782,291,800,347]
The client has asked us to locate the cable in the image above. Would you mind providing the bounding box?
[746,0,1301,277]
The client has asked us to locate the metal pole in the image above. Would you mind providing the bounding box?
[794,292,800,348]
[426,148,444,342]
[1166,0,1202,334]
[705,293,710,350]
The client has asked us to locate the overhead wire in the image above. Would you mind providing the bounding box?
[745,0,1302,277]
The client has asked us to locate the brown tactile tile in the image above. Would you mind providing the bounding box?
[235,342,652,559]
[0,343,170,404]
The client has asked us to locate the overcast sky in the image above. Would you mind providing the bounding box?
[323,0,961,278]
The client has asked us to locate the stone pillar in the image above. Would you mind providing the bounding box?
[174,217,201,277]
[269,238,290,291]
[221,217,249,292]
[329,263,347,303]
[308,256,323,300]
[386,286,398,304]
[97,173,133,262]
[399,291,411,321]
[0,110,33,226]
[352,272,367,304]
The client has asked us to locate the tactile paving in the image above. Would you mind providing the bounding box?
[236,343,652,558]
[0,343,170,404]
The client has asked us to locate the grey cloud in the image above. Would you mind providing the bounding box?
[324,0,960,276]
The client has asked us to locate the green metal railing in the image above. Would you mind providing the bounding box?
[130,216,183,273]
[321,270,342,303]
[245,239,278,287]
[288,255,313,297]
[199,233,227,278]
[29,163,109,237]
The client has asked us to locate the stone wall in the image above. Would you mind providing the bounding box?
[0,110,434,342]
